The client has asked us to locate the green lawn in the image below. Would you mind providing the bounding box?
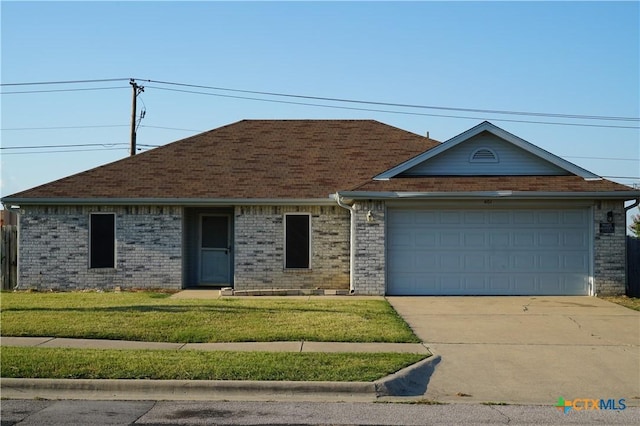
[0,291,425,382]
[1,347,426,382]
[0,291,419,343]
[601,296,640,311]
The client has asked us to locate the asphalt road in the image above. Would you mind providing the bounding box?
[2,399,638,425]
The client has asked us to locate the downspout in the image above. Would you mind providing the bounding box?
[334,193,356,294]
[624,199,640,213]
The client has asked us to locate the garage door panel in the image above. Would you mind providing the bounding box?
[441,276,462,292]
[464,253,486,269]
[563,210,586,224]
[465,276,486,290]
[514,232,536,247]
[564,254,588,270]
[513,253,535,270]
[441,211,462,224]
[538,275,563,294]
[464,211,486,224]
[389,230,414,247]
[414,211,438,224]
[439,253,462,270]
[564,231,587,247]
[387,208,590,296]
[513,211,535,224]
[490,253,510,270]
[539,232,561,247]
[513,275,537,293]
[539,211,560,224]
[415,231,437,247]
[539,254,561,270]
[388,211,414,226]
[489,276,510,290]
[464,233,486,246]
[490,211,511,224]
[490,232,510,247]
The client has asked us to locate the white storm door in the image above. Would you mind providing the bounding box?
[199,215,231,285]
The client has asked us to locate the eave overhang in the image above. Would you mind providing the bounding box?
[336,191,640,201]
[1,197,337,208]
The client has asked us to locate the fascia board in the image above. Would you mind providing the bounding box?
[1,197,337,207]
[337,190,640,200]
[374,121,600,180]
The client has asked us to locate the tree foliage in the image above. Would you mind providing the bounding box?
[630,214,640,237]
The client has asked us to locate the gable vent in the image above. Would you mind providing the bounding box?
[470,148,498,163]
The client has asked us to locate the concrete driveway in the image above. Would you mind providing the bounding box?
[386,296,640,406]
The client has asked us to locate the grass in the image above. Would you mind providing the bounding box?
[0,347,426,382]
[377,399,447,405]
[0,291,419,343]
[600,296,640,311]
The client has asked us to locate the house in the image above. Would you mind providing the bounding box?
[2,120,638,296]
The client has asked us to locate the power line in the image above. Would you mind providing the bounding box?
[1,125,129,131]
[0,87,127,95]
[1,147,128,155]
[1,143,127,150]
[140,125,203,132]
[1,124,199,132]
[147,85,640,130]
[0,78,130,86]
[139,78,640,122]
[4,76,638,122]
[562,156,640,162]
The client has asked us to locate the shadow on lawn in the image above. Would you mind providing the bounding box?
[1,304,379,315]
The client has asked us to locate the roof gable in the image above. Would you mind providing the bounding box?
[375,121,600,180]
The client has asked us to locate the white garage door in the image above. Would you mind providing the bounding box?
[387,208,590,295]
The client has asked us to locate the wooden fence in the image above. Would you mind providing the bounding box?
[1,225,17,290]
[628,236,640,297]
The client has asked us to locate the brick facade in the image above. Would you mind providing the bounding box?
[593,200,626,295]
[352,200,386,295]
[233,205,350,290]
[348,200,629,296]
[15,199,628,295]
[18,205,182,290]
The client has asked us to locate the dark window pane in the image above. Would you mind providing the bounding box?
[286,215,310,269]
[201,216,228,248]
[90,214,115,268]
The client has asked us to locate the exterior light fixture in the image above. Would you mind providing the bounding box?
[607,211,614,223]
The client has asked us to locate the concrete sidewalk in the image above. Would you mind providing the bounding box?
[0,336,429,353]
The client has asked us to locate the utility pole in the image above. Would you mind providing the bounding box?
[129,79,144,156]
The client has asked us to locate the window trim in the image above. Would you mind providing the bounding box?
[283,213,312,270]
[89,212,116,269]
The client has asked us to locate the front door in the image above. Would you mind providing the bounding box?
[199,215,231,285]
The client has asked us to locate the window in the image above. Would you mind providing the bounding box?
[285,214,311,269]
[90,213,115,268]
[470,148,499,163]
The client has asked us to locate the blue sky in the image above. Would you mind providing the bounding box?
[1,1,639,222]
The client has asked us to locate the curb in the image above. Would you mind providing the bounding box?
[0,355,441,401]
[0,349,440,402]
[375,354,441,397]
[0,378,377,401]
